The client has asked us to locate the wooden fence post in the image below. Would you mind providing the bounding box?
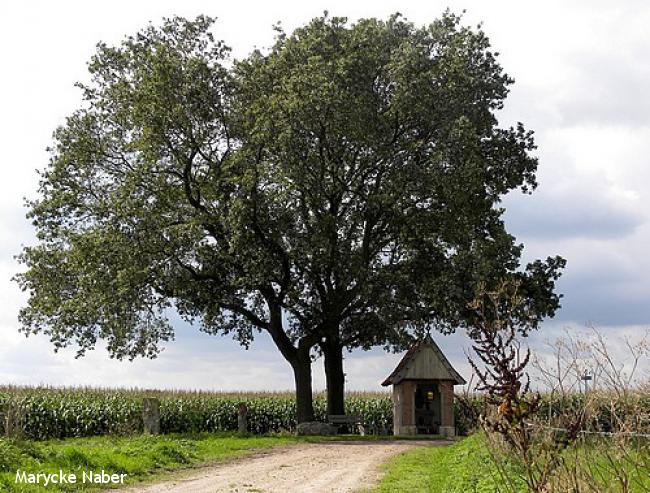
[5,402,24,439]
[142,398,160,435]
[238,403,248,434]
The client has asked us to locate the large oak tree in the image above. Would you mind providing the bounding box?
[16,13,564,422]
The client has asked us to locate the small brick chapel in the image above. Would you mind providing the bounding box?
[382,335,465,437]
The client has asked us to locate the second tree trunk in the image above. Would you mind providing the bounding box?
[323,339,345,416]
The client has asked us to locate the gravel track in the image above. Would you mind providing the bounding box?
[119,440,450,493]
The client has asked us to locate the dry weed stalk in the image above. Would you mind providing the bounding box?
[531,328,650,492]
[468,280,573,492]
[469,280,650,493]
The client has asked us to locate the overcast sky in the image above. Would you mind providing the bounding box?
[1,0,648,392]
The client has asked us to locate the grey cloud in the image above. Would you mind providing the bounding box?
[552,274,650,326]
[558,50,650,128]
[502,186,645,240]
[514,232,650,326]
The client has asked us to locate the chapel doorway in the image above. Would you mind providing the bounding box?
[414,383,441,434]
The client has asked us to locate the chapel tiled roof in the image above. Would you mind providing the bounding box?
[381,334,466,386]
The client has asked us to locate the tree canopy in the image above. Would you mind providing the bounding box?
[16,13,565,422]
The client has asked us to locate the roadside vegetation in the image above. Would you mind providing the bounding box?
[0,432,302,492]
[456,284,650,493]
[371,433,517,493]
[0,432,437,492]
[0,432,397,492]
[373,433,650,493]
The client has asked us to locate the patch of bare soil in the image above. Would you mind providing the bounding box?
[118,440,450,493]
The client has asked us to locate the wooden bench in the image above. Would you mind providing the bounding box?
[327,414,366,436]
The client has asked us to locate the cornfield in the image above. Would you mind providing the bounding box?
[455,391,650,436]
[0,387,394,440]
[4,386,637,441]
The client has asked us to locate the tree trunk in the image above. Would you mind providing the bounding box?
[323,339,346,416]
[266,303,316,424]
[292,350,315,423]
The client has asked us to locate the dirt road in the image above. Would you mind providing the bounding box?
[120,440,449,493]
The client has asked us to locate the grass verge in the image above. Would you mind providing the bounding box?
[0,432,304,492]
[0,432,424,492]
[371,433,650,493]
[369,434,521,493]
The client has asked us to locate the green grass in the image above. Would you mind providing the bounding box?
[5,430,647,492]
[369,434,523,493]
[0,432,424,492]
[0,432,304,492]
[371,434,650,493]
